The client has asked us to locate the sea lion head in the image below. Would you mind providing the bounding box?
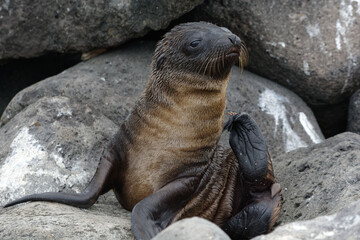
[152,22,248,81]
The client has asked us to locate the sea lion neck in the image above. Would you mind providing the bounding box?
[125,72,230,156]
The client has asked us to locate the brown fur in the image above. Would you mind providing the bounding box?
[112,23,248,224]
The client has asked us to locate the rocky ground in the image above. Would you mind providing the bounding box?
[0,1,359,239]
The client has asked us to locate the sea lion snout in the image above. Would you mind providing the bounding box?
[228,34,241,46]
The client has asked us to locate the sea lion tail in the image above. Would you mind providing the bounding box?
[3,149,114,209]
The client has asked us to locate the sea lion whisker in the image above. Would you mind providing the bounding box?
[199,59,207,75]
[216,49,222,75]
[203,58,211,76]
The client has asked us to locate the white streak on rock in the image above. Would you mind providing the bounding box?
[258,89,308,152]
[336,0,358,93]
[354,0,360,15]
[0,127,48,199]
[299,112,323,144]
[0,127,92,204]
[306,23,320,38]
[57,107,72,118]
[303,60,310,76]
[1,0,10,11]
[278,42,286,48]
[266,42,286,48]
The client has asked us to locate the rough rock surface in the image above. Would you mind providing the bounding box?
[224,70,324,157]
[254,199,360,240]
[0,193,134,240]
[183,0,360,105]
[0,96,118,205]
[274,132,360,224]
[347,89,360,134]
[152,217,230,240]
[0,0,203,60]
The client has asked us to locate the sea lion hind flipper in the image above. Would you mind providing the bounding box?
[3,148,115,209]
[131,177,198,240]
[222,188,282,240]
[226,113,268,181]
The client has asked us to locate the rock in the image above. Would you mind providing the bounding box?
[253,199,360,240]
[223,69,324,157]
[0,41,155,129]
[182,0,360,105]
[347,89,360,134]
[273,132,360,224]
[0,193,134,240]
[0,0,203,60]
[0,96,118,205]
[152,217,230,240]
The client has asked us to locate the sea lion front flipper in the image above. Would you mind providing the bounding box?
[131,177,198,240]
[222,185,282,239]
[225,113,268,182]
[224,113,282,239]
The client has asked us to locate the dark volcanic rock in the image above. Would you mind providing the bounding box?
[347,89,360,134]
[0,0,203,59]
[254,199,360,240]
[274,132,360,224]
[183,0,360,106]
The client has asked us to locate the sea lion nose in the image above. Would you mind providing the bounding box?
[228,35,241,45]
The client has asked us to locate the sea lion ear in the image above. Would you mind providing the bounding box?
[156,53,166,70]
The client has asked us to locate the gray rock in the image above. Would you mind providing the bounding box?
[1,41,155,128]
[0,0,203,60]
[253,199,360,240]
[0,95,118,205]
[274,132,360,224]
[0,193,134,240]
[224,69,324,157]
[184,0,360,105]
[153,217,230,240]
[347,89,360,134]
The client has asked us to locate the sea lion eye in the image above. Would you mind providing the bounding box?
[190,40,201,48]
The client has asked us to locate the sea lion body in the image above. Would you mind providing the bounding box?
[117,75,229,211]
[4,22,282,239]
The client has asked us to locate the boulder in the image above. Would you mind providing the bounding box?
[274,132,360,224]
[347,89,360,134]
[223,70,324,157]
[182,0,360,105]
[0,0,203,60]
[152,217,230,240]
[0,193,134,240]
[254,199,360,240]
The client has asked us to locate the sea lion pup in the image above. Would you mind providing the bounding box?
[4,22,282,239]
